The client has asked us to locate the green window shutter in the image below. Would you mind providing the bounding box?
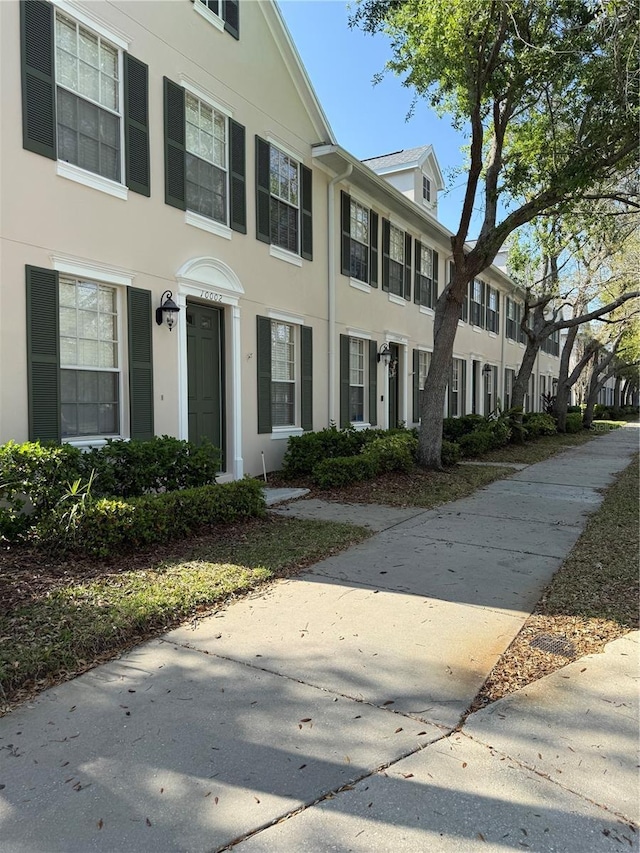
[223,0,239,39]
[21,0,56,159]
[480,281,486,328]
[163,77,185,210]
[412,349,420,423]
[461,360,467,416]
[339,334,350,428]
[300,326,313,431]
[340,191,351,277]
[257,316,272,434]
[369,210,379,287]
[229,119,246,233]
[255,136,271,244]
[432,250,439,304]
[404,233,412,300]
[26,265,60,442]
[414,240,422,304]
[381,219,390,292]
[124,54,150,197]
[301,164,313,261]
[368,339,378,426]
[128,288,154,440]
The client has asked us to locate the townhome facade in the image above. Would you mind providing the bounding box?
[1,0,560,479]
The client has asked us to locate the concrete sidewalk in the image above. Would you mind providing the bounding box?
[0,426,638,852]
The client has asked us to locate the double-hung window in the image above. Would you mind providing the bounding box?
[185,93,227,224]
[270,147,299,254]
[389,226,404,296]
[59,277,120,439]
[194,0,240,39]
[422,176,431,203]
[449,359,465,417]
[255,138,312,260]
[413,349,431,421]
[349,338,366,423]
[414,242,438,308]
[55,12,121,183]
[504,368,515,409]
[486,286,500,333]
[470,280,485,327]
[271,321,296,427]
[506,297,517,340]
[340,192,378,286]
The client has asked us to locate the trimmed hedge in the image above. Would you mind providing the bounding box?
[364,433,418,474]
[458,429,494,458]
[312,455,378,489]
[443,415,485,441]
[37,479,266,557]
[523,412,557,437]
[441,440,461,466]
[0,437,221,542]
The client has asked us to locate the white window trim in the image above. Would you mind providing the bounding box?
[488,331,498,339]
[180,77,233,119]
[60,279,126,444]
[270,245,303,267]
[348,337,366,426]
[52,0,129,49]
[271,426,304,441]
[419,306,435,317]
[185,210,232,240]
[265,134,305,165]
[346,328,371,340]
[51,254,135,286]
[350,278,371,294]
[472,325,483,333]
[388,294,406,307]
[351,421,371,432]
[54,9,127,196]
[268,308,305,326]
[193,0,225,32]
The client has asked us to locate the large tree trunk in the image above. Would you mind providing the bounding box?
[418,283,463,469]
[554,324,579,432]
[511,339,540,412]
[614,376,622,408]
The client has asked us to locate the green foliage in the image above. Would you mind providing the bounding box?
[363,433,418,474]
[523,412,558,437]
[312,455,378,489]
[567,405,582,413]
[565,413,585,433]
[458,430,495,458]
[442,415,485,441]
[0,437,221,542]
[38,479,266,557]
[441,440,461,466]
[281,425,367,478]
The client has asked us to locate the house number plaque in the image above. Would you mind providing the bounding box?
[201,291,223,302]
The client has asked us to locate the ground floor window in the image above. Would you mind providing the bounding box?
[349,337,366,422]
[59,277,120,438]
[271,320,296,427]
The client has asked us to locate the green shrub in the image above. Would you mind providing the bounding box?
[281,425,366,478]
[565,413,584,433]
[38,479,266,557]
[441,440,461,466]
[523,412,557,437]
[0,441,83,538]
[567,405,582,414]
[443,415,485,441]
[363,433,417,474]
[312,455,378,489]
[458,429,494,458]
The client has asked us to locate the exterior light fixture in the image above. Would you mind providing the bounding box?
[377,342,392,367]
[156,290,180,331]
[482,362,492,376]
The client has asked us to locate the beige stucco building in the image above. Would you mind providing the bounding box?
[0,0,559,479]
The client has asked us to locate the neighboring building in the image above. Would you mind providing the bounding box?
[0,0,560,479]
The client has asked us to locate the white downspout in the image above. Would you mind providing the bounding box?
[327,165,352,424]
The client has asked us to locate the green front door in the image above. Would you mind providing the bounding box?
[187,302,225,462]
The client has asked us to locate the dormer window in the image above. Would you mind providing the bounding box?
[422,176,431,203]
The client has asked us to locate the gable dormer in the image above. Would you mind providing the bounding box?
[361,145,445,219]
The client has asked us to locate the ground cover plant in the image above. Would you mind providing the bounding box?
[0,516,370,712]
[471,454,639,710]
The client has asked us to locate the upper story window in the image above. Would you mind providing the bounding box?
[195,0,240,39]
[55,13,122,183]
[505,297,526,343]
[185,93,227,224]
[541,328,560,356]
[270,147,299,254]
[415,242,438,309]
[59,277,120,439]
[340,192,378,286]
[422,175,431,203]
[255,137,313,261]
[388,225,404,296]
[470,279,485,327]
[486,285,500,333]
[382,220,411,300]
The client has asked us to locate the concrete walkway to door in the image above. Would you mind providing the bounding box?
[0,426,637,852]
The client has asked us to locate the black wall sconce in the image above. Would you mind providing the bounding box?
[156,290,180,331]
[377,342,392,367]
[482,362,492,377]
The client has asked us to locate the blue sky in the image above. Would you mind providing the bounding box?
[278,0,471,235]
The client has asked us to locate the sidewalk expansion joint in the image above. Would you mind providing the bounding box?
[425,508,585,528]
[458,730,640,829]
[213,728,455,852]
[382,533,571,560]
[160,637,452,730]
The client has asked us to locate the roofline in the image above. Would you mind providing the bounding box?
[312,144,522,294]
[363,146,445,191]
[269,1,336,144]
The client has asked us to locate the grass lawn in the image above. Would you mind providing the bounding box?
[473,453,639,709]
[0,516,370,713]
